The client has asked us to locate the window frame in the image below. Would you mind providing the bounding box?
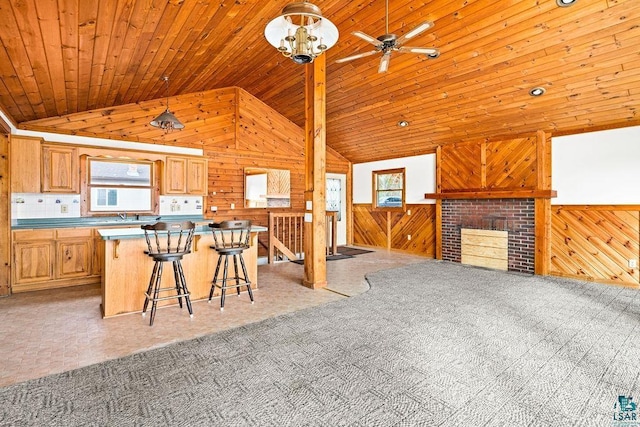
[372,167,406,211]
[84,157,157,216]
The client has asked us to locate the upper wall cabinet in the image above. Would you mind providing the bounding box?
[10,136,41,193]
[41,144,79,193]
[163,156,208,195]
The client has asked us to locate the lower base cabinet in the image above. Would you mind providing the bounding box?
[12,228,100,293]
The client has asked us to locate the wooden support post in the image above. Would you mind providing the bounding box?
[435,146,443,260]
[302,55,327,289]
[535,130,552,275]
[0,134,10,295]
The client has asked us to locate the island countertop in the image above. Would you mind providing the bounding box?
[97,225,267,240]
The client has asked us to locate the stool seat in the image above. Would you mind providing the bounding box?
[208,220,254,311]
[141,221,195,326]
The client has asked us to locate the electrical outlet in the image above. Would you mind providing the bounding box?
[407,234,411,241]
[210,206,218,212]
[60,204,68,213]
[230,203,235,210]
[629,259,638,269]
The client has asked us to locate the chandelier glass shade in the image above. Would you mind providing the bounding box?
[264,2,339,64]
[150,76,184,132]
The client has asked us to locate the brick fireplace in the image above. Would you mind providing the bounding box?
[441,198,535,274]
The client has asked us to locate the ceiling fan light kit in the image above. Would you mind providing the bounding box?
[335,0,439,73]
[150,76,184,133]
[264,2,339,64]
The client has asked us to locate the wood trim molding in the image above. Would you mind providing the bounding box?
[424,190,557,199]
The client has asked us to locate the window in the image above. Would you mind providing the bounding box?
[373,168,405,209]
[326,177,341,221]
[87,158,155,213]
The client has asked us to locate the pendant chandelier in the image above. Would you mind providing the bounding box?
[264,2,339,64]
[150,76,184,133]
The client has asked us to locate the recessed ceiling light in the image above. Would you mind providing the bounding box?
[529,87,546,97]
[397,120,409,127]
[556,0,577,7]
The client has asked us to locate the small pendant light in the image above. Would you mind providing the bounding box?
[150,76,184,132]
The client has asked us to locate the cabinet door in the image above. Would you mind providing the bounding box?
[42,145,78,193]
[10,136,41,193]
[164,157,187,194]
[14,241,54,284]
[187,158,207,195]
[56,238,92,279]
[92,236,104,276]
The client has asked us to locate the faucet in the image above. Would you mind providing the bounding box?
[117,212,127,220]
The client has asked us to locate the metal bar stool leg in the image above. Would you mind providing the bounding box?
[220,255,229,311]
[239,253,254,304]
[209,255,223,302]
[142,261,159,316]
[233,254,241,296]
[176,260,193,317]
[172,260,183,309]
[149,261,164,326]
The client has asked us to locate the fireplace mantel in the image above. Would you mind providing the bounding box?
[424,189,557,200]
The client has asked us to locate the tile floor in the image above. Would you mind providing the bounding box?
[0,248,427,387]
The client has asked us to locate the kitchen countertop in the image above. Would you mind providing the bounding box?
[11,215,206,230]
[97,225,267,240]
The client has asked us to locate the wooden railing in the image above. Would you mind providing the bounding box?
[267,211,338,263]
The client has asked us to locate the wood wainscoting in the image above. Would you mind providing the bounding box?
[550,205,640,287]
[353,204,436,257]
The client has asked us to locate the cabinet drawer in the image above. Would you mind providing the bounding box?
[56,228,94,239]
[13,229,55,241]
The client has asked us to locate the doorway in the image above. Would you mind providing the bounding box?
[326,173,347,246]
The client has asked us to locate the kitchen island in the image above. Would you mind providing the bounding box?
[98,224,266,317]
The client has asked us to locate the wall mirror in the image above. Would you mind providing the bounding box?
[244,168,290,208]
[87,158,155,212]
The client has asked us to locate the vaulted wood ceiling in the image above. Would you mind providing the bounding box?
[0,0,638,163]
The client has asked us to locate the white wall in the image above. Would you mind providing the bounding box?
[353,154,436,204]
[553,125,640,205]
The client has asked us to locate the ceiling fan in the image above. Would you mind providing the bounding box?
[335,0,439,73]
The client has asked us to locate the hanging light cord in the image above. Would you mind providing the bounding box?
[385,0,389,34]
[163,77,170,112]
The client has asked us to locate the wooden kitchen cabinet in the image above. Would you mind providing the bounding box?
[12,228,99,293]
[55,229,93,279]
[14,241,54,285]
[10,135,41,193]
[92,231,104,276]
[163,156,207,195]
[187,158,207,195]
[41,144,79,193]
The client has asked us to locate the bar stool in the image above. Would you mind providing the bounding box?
[208,220,254,311]
[141,221,195,326]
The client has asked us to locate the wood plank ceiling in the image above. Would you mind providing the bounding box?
[0,0,638,163]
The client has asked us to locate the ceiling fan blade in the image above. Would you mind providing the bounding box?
[399,47,439,55]
[378,53,391,73]
[396,21,434,45]
[335,50,380,64]
[352,31,381,46]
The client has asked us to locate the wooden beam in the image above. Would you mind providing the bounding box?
[424,189,557,199]
[302,54,327,289]
[535,130,552,275]
[435,146,443,260]
[0,134,10,295]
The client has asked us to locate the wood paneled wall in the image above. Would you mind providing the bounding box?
[15,86,351,256]
[440,136,538,192]
[205,88,350,256]
[551,205,640,287]
[353,204,436,257]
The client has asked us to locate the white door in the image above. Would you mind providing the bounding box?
[326,173,347,246]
